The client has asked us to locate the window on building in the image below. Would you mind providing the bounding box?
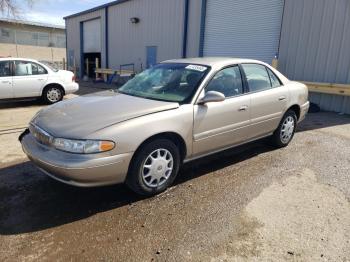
[1,29,10,37]
[16,31,37,46]
[206,66,243,97]
[242,64,272,92]
[56,35,66,48]
[1,27,65,48]
[0,28,15,44]
[37,32,49,47]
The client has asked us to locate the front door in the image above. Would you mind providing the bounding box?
[0,60,13,99]
[241,63,288,139]
[12,60,49,98]
[146,46,157,68]
[193,65,251,156]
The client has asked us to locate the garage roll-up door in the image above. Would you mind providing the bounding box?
[83,19,101,53]
[203,0,284,64]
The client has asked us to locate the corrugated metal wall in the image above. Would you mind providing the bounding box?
[279,0,350,114]
[107,0,185,71]
[65,9,106,71]
[203,0,284,64]
[186,0,202,58]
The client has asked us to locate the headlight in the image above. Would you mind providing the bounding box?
[53,138,115,154]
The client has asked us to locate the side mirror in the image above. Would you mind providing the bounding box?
[198,91,225,105]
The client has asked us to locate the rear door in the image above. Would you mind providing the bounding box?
[13,61,49,98]
[0,60,13,99]
[193,65,251,156]
[241,63,288,139]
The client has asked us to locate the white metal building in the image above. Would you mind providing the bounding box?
[65,0,350,113]
[65,0,285,76]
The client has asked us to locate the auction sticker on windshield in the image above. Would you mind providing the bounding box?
[185,65,207,72]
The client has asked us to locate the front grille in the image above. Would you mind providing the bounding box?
[29,124,53,146]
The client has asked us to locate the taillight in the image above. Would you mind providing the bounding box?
[72,75,76,82]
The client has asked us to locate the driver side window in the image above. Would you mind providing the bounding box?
[206,66,243,98]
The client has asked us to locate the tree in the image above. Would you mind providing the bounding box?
[0,0,34,17]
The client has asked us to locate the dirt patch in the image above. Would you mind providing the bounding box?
[213,169,350,261]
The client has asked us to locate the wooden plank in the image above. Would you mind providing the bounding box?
[116,69,135,76]
[302,81,350,96]
[95,68,115,74]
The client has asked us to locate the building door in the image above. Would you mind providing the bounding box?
[203,0,284,64]
[146,46,157,68]
[82,18,102,77]
[83,53,101,78]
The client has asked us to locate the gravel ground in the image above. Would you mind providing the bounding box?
[0,91,349,261]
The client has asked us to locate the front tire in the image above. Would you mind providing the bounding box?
[42,85,64,104]
[126,139,180,196]
[271,110,297,148]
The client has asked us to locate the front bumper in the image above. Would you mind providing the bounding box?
[299,101,310,122]
[21,132,133,187]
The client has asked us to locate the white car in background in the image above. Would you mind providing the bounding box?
[0,58,79,104]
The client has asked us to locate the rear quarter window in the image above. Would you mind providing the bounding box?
[242,63,272,92]
[267,68,282,88]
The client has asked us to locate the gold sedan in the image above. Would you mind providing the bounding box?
[20,57,309,195]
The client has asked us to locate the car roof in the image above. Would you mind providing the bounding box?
[0,57,39,62]
[163,57,266,68]
[163,57,290,83]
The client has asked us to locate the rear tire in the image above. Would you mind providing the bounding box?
[42,85,64,104]
[270,110,297,148]
[126,139,180,196]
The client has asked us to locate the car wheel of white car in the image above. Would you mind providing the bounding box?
[42,86,63,104]
[126,139,180,196]
[271,110,297,148]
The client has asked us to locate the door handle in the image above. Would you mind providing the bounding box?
[1,80,9,83]
[38,79,45,81]
[278,96,286,101]
[238,105,249,111]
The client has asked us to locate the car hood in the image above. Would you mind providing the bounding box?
[32,91,179,138]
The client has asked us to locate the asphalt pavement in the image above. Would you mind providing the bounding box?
[0,87,349,261]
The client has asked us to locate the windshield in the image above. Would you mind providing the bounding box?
[118,63,210,103]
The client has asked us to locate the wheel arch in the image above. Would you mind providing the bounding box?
[41,83,65,97]
[132,132,187,163]
[287,104,301,120]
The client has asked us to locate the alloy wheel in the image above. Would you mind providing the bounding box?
[280,116,295,144]
[47,87,62,103]
[142,148,174,188]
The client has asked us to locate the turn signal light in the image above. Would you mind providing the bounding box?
[100,141,115,152]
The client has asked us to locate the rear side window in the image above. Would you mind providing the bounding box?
[267,68,282,88]
[0,61,11,77]
[14,61,47,76]
[242,64,271,92]
[32,63,47,75]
